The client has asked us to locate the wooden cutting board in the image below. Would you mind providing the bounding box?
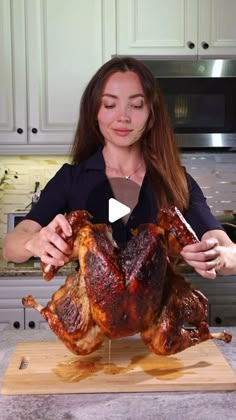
[1,339,236,394]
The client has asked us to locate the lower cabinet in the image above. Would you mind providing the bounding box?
[0,276,65,331]
[1,273,235,330]
[185,274,236,326]
[0,308,24,331]
[24,307,51,330]
[210,305,236,327]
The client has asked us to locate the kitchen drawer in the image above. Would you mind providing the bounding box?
[0,277,65,303]
[0,276,66,330]
[0,308,24,331]
[186,275,236,298]
[0,276,65,287]
[210,305,236,326]
[25,308,51,330]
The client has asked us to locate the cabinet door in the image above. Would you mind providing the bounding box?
[25,308,50,330]
[116,0,198,56]
[199,0,236,57]
[0,308,24,331]
[0,0,27,146]
[25,0,114,151]
[210,305,236,326]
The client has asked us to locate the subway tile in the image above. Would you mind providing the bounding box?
[1,153,236,253]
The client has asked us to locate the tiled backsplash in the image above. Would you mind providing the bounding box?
[0,156,68,255]
[181,153,236,216]
[0,152,236,255]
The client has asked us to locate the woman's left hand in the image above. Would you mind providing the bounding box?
[180,229,236,278]
[181,227,236,278]
[180,237,222,279]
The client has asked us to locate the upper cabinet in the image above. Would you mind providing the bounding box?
[116,0,197,56]
[0,0,27,146]
[1,0,236,155]
[198,0,236,57]
[115,0,236,57]
[0,0,115,155]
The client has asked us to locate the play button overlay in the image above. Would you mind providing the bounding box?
[108,198,131,223]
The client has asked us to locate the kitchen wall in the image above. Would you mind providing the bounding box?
[0,152,236,257]
[0,156,68,255]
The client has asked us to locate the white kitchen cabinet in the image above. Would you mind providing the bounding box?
[115,0,197,57]
[0,0,27,146]
[0,309,24,331]
[1,0,236,156]
[115,0,236,57]
[25,307,51,330]
[0,0,115,155]
[0,275,65,330]
[210,305,236,327]
[198,0,236,57]
[186,274,236,326]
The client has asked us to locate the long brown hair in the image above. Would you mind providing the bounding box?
[71,56,189,211]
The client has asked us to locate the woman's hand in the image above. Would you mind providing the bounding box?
[25,214,73,267]
[180,238,221,279]
[180,229,236,279]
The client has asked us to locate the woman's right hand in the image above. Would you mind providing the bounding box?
[25,214,73,267]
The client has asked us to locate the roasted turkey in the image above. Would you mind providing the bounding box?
[22,207,232,355]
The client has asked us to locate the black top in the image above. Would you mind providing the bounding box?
[25,147,223,245]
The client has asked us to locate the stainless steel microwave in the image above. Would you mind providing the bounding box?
[142,59,236,151]
[7,212,28,232]
[6,212,40,261]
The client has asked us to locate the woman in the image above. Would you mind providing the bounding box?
[3,57,236,278]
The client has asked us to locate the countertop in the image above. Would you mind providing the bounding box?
[0,259,77,277]
[0,256,198,278]
[0,328,235,420]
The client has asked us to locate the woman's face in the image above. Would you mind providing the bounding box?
[97,71,150,148]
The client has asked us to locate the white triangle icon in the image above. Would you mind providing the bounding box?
[108,198,131,223]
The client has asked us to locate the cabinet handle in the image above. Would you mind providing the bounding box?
[13,321,21,329]
[201,41,209,50]
[28,321,36,329]
[32,128,38,134]
[187,41,195,49]
[17,128,23,134]
[215,317,222,325]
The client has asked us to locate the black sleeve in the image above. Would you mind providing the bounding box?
[183,173,223,240]
[24,164,72,227]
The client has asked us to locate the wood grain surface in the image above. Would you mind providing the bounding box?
[1,338,236,394]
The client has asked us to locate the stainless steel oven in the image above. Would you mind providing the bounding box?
[142,59,236,150]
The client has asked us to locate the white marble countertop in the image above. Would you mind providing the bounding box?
[0,328,235,420]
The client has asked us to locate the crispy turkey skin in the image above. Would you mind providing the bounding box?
[22,207,232,355]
